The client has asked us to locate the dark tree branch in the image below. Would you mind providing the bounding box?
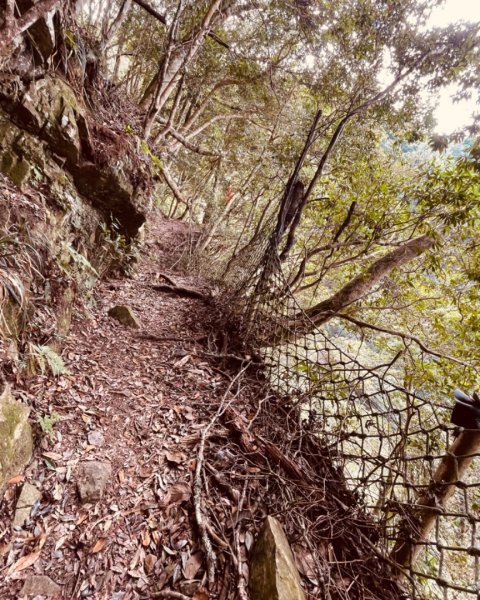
[131,0,230,49]
[337,313,470,367]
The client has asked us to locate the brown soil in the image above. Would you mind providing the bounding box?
[0,214,403,600]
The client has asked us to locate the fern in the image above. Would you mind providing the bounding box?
[37,411,61,439]
[32,344,71,376]
[66,245,98,275]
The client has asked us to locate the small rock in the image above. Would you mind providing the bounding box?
[250,516,306,600]
[20,575,61,597]
[76,461,111,503]
[13,482,41,527]
[108,305,140,328]
[87,430,104,446]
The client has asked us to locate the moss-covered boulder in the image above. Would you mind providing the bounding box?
[250,516,306,600]
[0,385,33,491]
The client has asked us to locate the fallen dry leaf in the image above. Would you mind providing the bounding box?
[164,450,185,465]
[159,482,192,508]
[91,538,107,554]
[183,552,203,580]
[6,474,25,485]
[42,451,63,461]
[75,512,89,526]
[55,537,66,551]
[7,550,41,575]
[144,554,157,574]
[173,354,191,368]
[141,530,151,547]
[293,544,317,582]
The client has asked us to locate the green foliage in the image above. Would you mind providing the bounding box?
[31,344,71,377]
[66,245,99,276]
[37,411,61,439]
[98,220,139,276]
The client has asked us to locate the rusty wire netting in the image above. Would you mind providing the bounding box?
[212,232,480,600]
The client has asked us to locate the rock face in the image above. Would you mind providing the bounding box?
[20,575,61,597]
[0,74,148,237]
[250,516,306,600]
[108,305,140,328]
[0,386,33,492]
[13,482,41,527]
[77,461,112,503]
[0,71,153,367]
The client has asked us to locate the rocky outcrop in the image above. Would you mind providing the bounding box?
[0,385,33,492]
[0,71,154,366]
[250,516,306,600]
[0,74,149,237]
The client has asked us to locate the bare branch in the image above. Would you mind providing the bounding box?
[0,0,61,57]
[157,162,190,206]
[131,0,230,49]
[337,313,471,367]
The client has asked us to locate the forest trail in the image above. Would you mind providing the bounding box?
[0,215,237,599]
[0,213,400,600]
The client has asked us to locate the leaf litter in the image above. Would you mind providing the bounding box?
[0,215,403,599]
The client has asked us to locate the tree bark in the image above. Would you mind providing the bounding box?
[131,0,229,49]
[303,235,434,324]
[390,429,480,573]
[144,0,229,139]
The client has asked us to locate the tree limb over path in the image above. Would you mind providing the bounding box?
[268,235,435,343]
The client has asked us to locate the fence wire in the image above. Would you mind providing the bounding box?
[215,231,480,599]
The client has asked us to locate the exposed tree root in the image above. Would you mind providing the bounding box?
[152,283,210,300]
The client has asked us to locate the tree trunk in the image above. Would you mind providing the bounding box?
[143,0,230,134]
[0,0,61,58]
[390,429,480,573]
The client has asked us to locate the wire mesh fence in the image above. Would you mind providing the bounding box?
[215,234,480,599]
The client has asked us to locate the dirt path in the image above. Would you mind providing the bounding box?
[0,214,402,600]
[0,216,234,599]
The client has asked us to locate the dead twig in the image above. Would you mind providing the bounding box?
[205,522,230,549]
[233,480,250,600]
[193,365,251,589]
[147,591,191,599]
[138,333,207,343]
[156,272,177,286]
[206,463,241,503]
[194,428,217,587]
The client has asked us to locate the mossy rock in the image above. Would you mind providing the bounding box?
[0,385,33,492]
[108,305,140,328]
[0,150,30,187]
